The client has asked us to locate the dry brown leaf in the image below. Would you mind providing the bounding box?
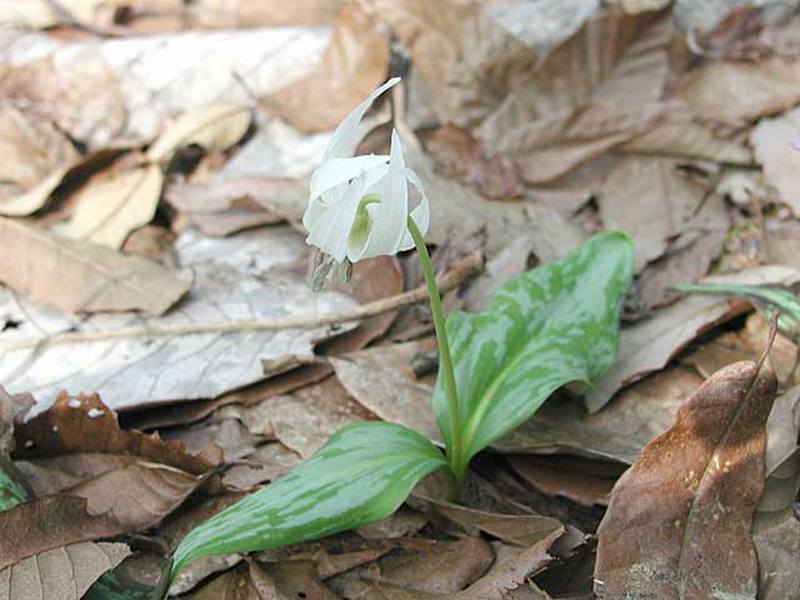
[51,164,164,249]
[330,340,440,441]
[753,509,800,600]
[478,10,672,184]
[261,5,389,133]
[597,157,728,271]
[191,0,344,28]
[606,0,672,13]
[0,167,70,218]
[0,541,130,600]
[508,455,624,508]
[682,313,799,386]
[751,106,800,215]
[496,366,704,463]
[411,493,563,548]
[0,216,190,315]
[585,265,800,412]
[680,55,800,127]
[595,361,777,599]
[0,0,107,28]
[146,102,251,163]
[15,393,218,476]
[0,496,129,568]
[625,231,726,320]
[0,106,78,206]
[0,227,356,412]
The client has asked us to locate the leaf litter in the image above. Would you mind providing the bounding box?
[2,0,800,597]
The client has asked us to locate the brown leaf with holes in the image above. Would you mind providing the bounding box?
[0,541,130,600]
[595,361,777,599]
[15,393,219,475]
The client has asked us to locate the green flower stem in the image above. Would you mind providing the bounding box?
[406,216,463,500]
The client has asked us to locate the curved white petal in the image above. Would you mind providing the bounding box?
[323,78,400,161]
[356,130,410,261]
[399,167,430,251]
[306,175,367,263]
[309,155,388,203]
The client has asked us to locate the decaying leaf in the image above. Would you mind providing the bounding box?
[586,265,800,412]
[0,541,130,600]
[146,103,252,163]
[0,216,190,315]
[0,227,358,412]
[330,340,440,441]
[595,361,777,599]
[597,157,728,271]
[51,164,164,249]
[751,106,800,215]
[261,5,389,133]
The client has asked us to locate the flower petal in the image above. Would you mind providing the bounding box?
[306,176,367,263]
[309,155,388,204]
[399,166,430,251]
[356,130,410,261]
[323,78,400,161]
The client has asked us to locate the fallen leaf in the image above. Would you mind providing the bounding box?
[0,541,130,600]
[51,164,164,249]
[0,496,128,568]
[753,509,800,600]
[330,340,440,441]
[478,10,672,183]
[751,106,800,215]
[146,103,251,163]
[0,0,107,29]
[508,455,624,507]
[15,393,217,475]
[0,106,79,207]
[0,227,357,412]
[594,361,777,599]
[410,493,563,548]
[680,55,800,127]
[597,157,728,271]
[585,264,800,412]
[261,5,389,133]
[0,216,190,315]
[625,230,726,319]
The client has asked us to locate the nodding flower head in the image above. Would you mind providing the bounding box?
[303,78,429,264]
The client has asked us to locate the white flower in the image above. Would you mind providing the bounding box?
[303,78,430,263]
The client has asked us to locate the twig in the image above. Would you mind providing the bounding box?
[1,253,484,352]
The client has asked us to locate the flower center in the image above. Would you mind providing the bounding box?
[348,193,381,247]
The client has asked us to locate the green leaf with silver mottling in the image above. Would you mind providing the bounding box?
[434,232,634,477]
[674,282,800,339]
[169,421,447,582]
[0,460,28,511]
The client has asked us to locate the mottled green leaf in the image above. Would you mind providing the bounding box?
[170,421,447,581]
[674,282,800,338]
[0,462,28,511]
[434,232,634,476]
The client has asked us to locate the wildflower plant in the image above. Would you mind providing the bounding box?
[165,79,634,589]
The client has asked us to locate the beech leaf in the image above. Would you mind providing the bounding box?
[595,361,778,599]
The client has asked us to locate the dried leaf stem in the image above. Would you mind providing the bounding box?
[2,253,483,352]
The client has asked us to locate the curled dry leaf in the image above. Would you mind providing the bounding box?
[51,164,164,249]
[595,361,777,599]
[15,393,218,476]
[261,5,389,133]
[0,216,190,315]
[146,102,252,163]
[0,541,130,600]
